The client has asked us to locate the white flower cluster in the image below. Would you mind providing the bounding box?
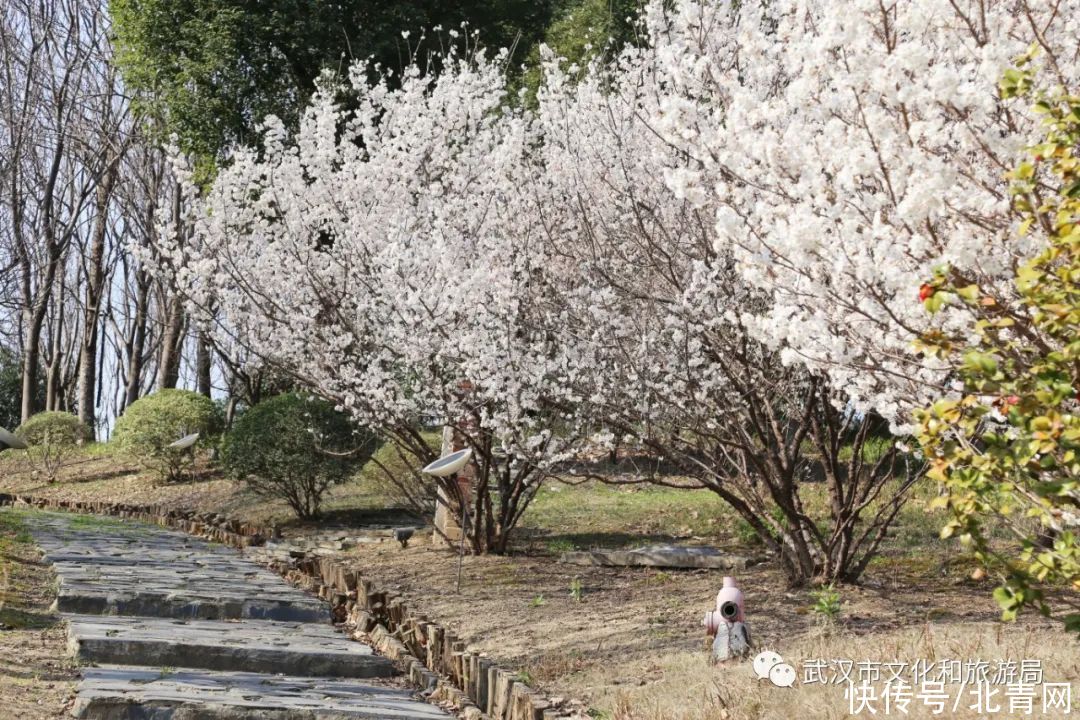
[632,0,1077,428]
[165,50,591,467]
[165,0,1076,464]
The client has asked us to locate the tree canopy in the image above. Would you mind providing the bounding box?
[521,0,640,96]
[109,0,564,168]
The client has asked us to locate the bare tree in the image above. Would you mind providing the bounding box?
[0,0,116,423]
[75,49,129,436]
[111,133,168,413]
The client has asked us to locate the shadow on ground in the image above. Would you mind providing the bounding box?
[520,529,714,553]
[0,604,61,631]
[279,506,425,532]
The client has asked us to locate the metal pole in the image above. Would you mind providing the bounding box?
[455,472,467,593]
[456,504,467,593]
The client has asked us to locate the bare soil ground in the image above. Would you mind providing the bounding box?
[2,448,1078,718]
[0,509,78,719]
[341,522,1079,719]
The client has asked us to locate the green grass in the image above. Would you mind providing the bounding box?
[545,537,577,554]
[522,483,730,549]
[6,507,153,539]
[3,425,1019,588]
[520,475,981,576]
[67,513,131,530]
[0,508,59,630]
[61,511,156,538]
[0,510,33,544]
[350,431,441,506]
[82,441,116,458]
[569,577,584,602]
[67,511,114,526]
[837,435,896,463]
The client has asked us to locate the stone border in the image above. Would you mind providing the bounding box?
[0,492,569,720]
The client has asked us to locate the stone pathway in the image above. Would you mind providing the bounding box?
[34,514,328,621]
[16,510,448,720]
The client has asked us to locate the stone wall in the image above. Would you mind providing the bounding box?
[0,492,571,720]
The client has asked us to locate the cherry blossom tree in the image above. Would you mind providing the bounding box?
[575,0,1078,585]
[165,52,592,554]
[531,32,921,585]
[158,0,1079,580]
[634,0,1080,427]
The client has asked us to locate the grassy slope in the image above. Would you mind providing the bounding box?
[0,435,440,529]
[0,436,987,577]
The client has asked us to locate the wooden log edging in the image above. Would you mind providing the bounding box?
[0,492,571,720]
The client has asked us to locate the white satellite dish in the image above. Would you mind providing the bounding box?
[422,448,472,477]
[0,426,27,451]
[168,432,200,450]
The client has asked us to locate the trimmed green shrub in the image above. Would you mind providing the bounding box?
[113,389,222,483]
[15,411,88,482]
[221,393,376,519]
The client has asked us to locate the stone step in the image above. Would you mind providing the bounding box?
[73,666,449,720]
[67,615,397,679]
[54,583,329,622]
[27,514,329,621]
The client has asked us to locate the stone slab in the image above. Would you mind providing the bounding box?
[68,615,396,678]
[73,666,449,720]
[24,513,329,621]
[560,544,751,569]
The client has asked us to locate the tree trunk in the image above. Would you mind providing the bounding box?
[22,267,58,422]
[19,121,67,422]
[158,295,184,390]
[45,294,64,412]
[124,269,151,408]
[196,331,212,397]
[78,164,117,437]
[157,184,185,391]
[21,312,44,422]
[224,396,238,429]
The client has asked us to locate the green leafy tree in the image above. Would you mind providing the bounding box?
[914,55,1080,633]
[521,0,641,101]
[221,393,376,519]
[109,0,560,172]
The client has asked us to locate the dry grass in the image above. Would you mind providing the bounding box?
[339,525,1078,718]
[2,449,1078,719]
[596,624,1079,719]
[332,476,1078,719]
[0,508,78,718]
